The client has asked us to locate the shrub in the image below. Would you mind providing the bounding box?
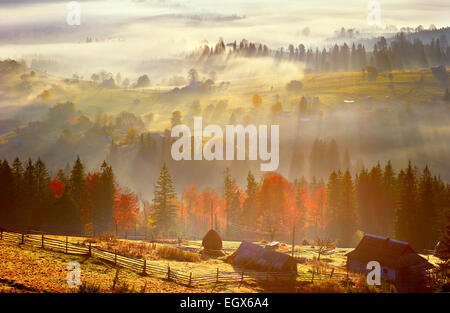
[156,245,201,262]
[286,80,303,92]
[78,281,101,293]
[102,240,157,259]
[309,280,346,293]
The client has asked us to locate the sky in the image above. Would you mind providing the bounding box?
[0,0,448,77]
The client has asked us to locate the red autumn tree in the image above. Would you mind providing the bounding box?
[295,182,309,239]
[306,185,327,237]
[113,187,140,234]
[49,178,64,199]
[258,173,298,240]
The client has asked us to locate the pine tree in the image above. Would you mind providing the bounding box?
[242,171,258,226]
[382,160,396,236]
[394,161,417,244]
[34,158,51,229]
[417,166,439,249]
[336,170,357,247]
[35,157,50,200]
[437,195,450,260]
[69,156,85,232]
[368,163,384,235]
[433,177,449,244]
[70,156,85,205]
[224,168,236,236]
[56,169,68,185]
[152,163,177,235]
[50,185,78,234]
[22,158,37,230]
[11,157,24,226]
[326,139,340,173]
[0,160,14,228]
[98,160,115,233]
[326,170,341,239]
[355,168,370,233]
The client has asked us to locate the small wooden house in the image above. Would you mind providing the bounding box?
[229,241,297,273]
[346,234,434,290]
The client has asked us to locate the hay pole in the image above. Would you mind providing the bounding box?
[239,271,244,287]
[216,268,219,284]
[42,234,44,248]
[167,265,171,281]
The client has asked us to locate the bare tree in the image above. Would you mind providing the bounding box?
[313,237,336,261]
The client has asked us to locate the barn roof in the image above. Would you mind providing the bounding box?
[232,241,297,272]
[346,234,434,270]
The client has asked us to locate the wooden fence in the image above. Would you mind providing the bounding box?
[0,230,350,287]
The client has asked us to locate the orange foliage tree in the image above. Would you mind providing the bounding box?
[113,187,140,235]
[182,185,227,237]
[258,173,298,240]
[306,185,327,238]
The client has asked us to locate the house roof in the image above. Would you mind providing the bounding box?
[232,241,297,272]
[346,234,434,270]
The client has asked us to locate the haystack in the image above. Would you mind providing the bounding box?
[202,229,223,251]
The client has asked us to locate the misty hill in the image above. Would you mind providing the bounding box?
[0,57,449,201]
[189,28,450,75]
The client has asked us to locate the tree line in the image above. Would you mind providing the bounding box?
[0,156,448,252]
[193,33,450,73]
[150,160,448,251]
[0,156,139,236]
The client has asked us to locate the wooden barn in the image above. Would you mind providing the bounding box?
[229,241,297,273]
[346,234,434,290]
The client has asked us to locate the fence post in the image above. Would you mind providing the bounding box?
[21,233,24,245]
[88,243,92,257]
[330,268,334,279]
[216,268,219,284]
[241,272,244,284]
[143,259,147,275]
[65,236,68,254]
[42,234,44,248]
[0,230,2,240]
[188,272,192,286]
[167,266,171,281]
[311,270,315,283]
